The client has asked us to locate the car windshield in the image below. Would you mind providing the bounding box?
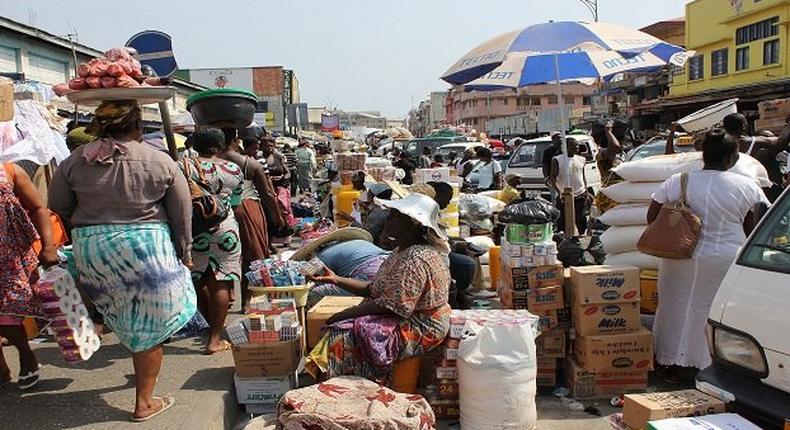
[739,192,790,273]
[510,142,551,168]
[436,146,467,159]
[629,141,696,161]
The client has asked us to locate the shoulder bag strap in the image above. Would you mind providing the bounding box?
[679,172,689,207]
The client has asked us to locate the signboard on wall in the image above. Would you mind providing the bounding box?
[321,114,340,132]
[188,68,254,90]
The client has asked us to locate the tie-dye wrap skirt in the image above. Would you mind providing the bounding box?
[72,223,197,353]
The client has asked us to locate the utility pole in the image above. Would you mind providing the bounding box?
[579,0,599,22]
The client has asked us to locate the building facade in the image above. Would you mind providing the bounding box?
[177,66,300,132]
[670,0,790,98]
[445,83,594,134]
[0,16,205,121]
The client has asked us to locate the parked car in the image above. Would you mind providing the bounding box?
[697,187,790,429]
[504,134,601,197]
[404,136,469,158]
[625,135,696,161]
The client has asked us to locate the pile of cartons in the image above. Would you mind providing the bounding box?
[567,265,653,400]
[756,98,790,133]
[498,222,568,388]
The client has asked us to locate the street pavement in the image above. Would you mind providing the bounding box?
[1,333,238,430]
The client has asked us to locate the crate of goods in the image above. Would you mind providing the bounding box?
[640,270,659,314]
[573,328,654,372]
[334,153,366,171]
[536,358,558,387]
[231,336,301,378]
[306,296,364,348]
[234,373,297,406]
[565,358,649,400]
[622,390,726,430]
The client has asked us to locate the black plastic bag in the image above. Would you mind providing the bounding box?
[557,236,606,267]
[499,197,560,225]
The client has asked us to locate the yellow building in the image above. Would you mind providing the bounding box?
[670,0,790,98]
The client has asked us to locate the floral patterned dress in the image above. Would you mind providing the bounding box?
[185,158,244,284]
[315,244,451,383]
[0,163,41,324]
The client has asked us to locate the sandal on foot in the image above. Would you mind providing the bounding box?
[204,340,232,355]
[130,396,175,422]
[18,366,41,390]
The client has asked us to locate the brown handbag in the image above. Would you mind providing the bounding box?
[637,173,701,259]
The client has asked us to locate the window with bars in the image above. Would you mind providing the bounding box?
[564,96,576,105]
[547,95,558,105]
[736,47,750,71]
[764,39,780,65]
[689,55,704,80]
[736,17,779,45]
[712,49,728,76]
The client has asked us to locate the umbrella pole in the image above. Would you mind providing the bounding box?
[159,101,178,161]
[553,53,578,237]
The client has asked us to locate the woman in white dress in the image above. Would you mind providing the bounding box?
[648,129,769,382]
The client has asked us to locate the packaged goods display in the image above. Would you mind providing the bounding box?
[333,153,367,171]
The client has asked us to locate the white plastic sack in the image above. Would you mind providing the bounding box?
[458,320,539,430]
[612,152,771,187]
[600,225,647,254]
[465,235,496,251]
[605,251,660,270]
[598,203,650,226]
[601,181,662,203]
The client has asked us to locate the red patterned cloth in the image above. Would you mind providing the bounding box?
[0,163,42,322]
[276,376,435,430]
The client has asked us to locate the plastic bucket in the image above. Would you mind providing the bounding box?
[677,98,738,133]
[392,357,422,394]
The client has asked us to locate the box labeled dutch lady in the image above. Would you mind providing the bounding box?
[573,301,641,336]
[571,265,640,305]
[574,328,654,372]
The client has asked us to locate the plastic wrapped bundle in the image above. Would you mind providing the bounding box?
[498,197,560,225]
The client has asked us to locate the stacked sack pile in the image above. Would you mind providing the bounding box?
[36,267,101,362]
[599,151,772,272]
[567,265,653,400]
[422,310,540,428]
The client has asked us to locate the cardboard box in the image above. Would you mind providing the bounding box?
[307,296,364,348]
[641,277,659,314]
[646,413,761,430]
[574,328,654,371]
[573,301,641,336]
[536,358,558,387]
[0,78,13,122]
[232,337,301,377]
[536,329,566,359]
[415,168,451,184]
[759,97,790,118]
[566,358,649,400]
[571,265,640,305]
[528,265,564,288]
[499,287,529,309]
[623,390,727,430]
[528,285,565,312]
[436,380,459,399]
[430,399,460,419]
[536,309,559,331]
[233,373,295,404]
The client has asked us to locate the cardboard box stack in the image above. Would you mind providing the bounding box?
[226,297,302,414]
[567,265,653,399]
[422,310,537,418]
[498,222,565,387]
[334,153,367,172]
[757,97,790,133]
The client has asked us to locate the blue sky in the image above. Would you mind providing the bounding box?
[3,0,688,117]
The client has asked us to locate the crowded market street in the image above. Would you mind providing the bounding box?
[2,1,790,429]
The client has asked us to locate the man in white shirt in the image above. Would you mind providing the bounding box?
[550,137,589,235]
[476,147,502,191]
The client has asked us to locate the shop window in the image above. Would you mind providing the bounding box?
[689,55,704,81]
[531,97,542,106]
[712,49,728,76]
[736,47,750,71]
[582,96,591,106]
[764,39,780,65]
[547,95,558,105]
[564,96,576,105]
[736,17,779,45]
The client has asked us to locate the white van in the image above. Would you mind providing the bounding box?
[698,188,790,428]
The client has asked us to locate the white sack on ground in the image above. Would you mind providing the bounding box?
[605,251,660,270]
[601,181,661,203]
[598,203,650,226]
[465,235,496,251]
[612,152,770,187]
[600,225,648,254]
[458,321,539,430]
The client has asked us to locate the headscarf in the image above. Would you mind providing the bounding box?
[82,101,140,164]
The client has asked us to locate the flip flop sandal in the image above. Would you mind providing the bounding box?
[204,340,232,355]
[130,396,175,423]
[18,366,42,390]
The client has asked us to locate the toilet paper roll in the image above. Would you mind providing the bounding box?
[79,345,93,361]
[58,298,73,315]
[53,279,69,298]
[89,335,101,352]
[65,287,81,306]
[75,305,90,321]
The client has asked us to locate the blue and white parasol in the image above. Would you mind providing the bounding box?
[441,21,692,87]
